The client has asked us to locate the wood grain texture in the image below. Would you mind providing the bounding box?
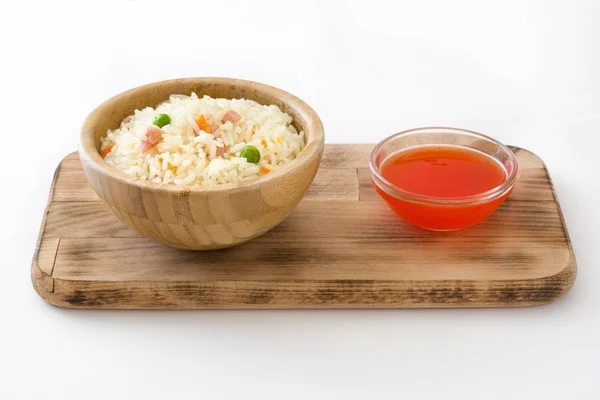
[55,153,357,203]
[78,78,325,250]
[31,145,577,309]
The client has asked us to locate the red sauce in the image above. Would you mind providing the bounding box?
[376,145,510,230]
[381,145,506,198]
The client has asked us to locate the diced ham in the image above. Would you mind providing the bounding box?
[221,110,241,124]
[215,143,225,156]
[141,126,163,152]
[212,128,220,138]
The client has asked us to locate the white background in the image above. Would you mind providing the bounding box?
[1,0,599,398]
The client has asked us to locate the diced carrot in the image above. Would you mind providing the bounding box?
[158,156,163,164]
[260,166,270,174]
[196,114,211,134]
[251,129,255,136]
[101,144,114,158]
[261,139,267,148]
[171,167,178,175]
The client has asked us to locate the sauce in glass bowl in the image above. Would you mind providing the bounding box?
[381,145,506,198]
[370,128,518,231]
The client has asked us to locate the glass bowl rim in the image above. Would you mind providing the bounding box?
[369,127,519,205]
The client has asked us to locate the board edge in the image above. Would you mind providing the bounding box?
[44,257,577,309]
[31,155,68,306]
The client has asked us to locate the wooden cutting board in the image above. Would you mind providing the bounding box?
[32,145,576,309]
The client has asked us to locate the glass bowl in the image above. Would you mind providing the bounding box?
[369,127,518,231]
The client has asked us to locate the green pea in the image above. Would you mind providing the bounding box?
[153,113,171,128]
[240,145,261,164]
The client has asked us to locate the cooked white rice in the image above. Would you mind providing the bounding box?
[100,93,305,186]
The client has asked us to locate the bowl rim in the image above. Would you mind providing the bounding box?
[79,77,324,194]
[369,127,519,205]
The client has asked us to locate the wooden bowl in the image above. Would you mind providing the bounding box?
[79,78,325,250]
